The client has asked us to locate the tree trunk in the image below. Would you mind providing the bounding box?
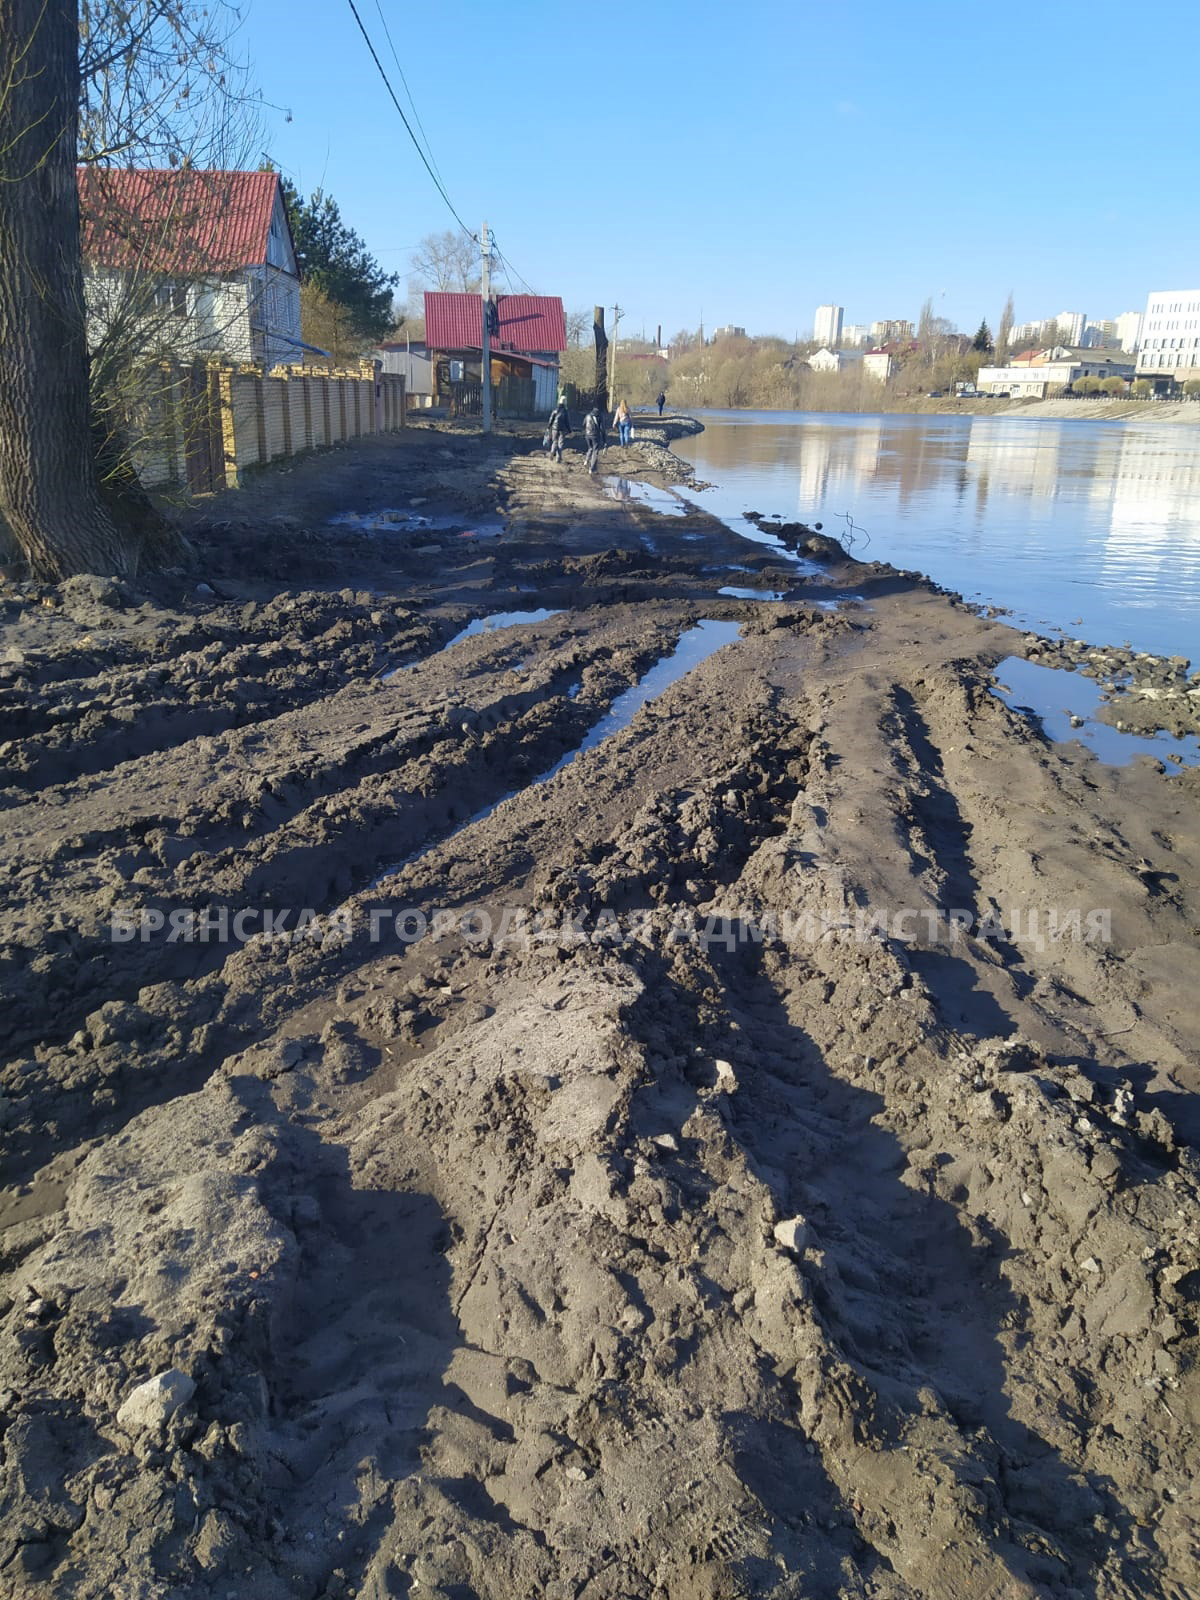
[0,0,132,580]
[593,305,609,409]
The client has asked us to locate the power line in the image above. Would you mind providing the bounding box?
[370,0,444,187]
[343,0,475,241]
[492,241,536,296]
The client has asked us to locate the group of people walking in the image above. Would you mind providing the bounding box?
[546,392,666,473]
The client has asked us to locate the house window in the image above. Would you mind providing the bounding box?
[172,285,188,317]
[154,283,172,311]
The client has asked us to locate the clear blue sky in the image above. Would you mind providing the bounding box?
[240,0,1200,341]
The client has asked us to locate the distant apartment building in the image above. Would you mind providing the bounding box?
[813,304,843,346]
[841,323,868,346]
[870,319,913,343]
[1055,310,1087,347]
[1083,320,1117,348]
[1136,289,1200,390]
[712,324,746,341]
[1114,310,1143,351]
[1008,320,1042,348]
[1010,311,1087,350]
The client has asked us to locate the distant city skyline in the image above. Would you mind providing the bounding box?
[237,0,1200,340]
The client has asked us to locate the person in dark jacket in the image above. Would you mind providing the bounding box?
[584,405,604,473]
[547,400,570,463]
[656,390,666,416]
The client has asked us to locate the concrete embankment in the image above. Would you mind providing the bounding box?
[896,395,1200,423]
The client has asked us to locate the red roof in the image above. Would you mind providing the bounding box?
[425,292,566,354]
[78,168,287,274]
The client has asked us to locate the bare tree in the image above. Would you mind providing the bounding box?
[564,307,589,346]
[409,229,480,293]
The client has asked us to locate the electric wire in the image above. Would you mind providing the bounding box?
[343,0,476,241]
[493,243,537,296]
[370,0,445,187]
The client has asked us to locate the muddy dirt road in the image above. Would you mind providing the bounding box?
[1,419,1198,1599]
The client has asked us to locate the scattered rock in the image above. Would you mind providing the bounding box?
[116,1368,196,1433]
[773,1216,810,1254]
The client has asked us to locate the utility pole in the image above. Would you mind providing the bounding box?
[608,304,623,409]
[481,221,492,434]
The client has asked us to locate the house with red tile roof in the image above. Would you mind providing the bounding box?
[424,291,566,415]
[78,168,304,369]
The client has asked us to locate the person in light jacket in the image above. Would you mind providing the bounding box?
[613,398,632,447]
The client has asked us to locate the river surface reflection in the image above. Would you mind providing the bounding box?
[673,410,1200,659]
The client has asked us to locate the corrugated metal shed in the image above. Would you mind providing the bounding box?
[425,292,567,354]
[78,169,284,274]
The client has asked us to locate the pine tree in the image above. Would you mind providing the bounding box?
[282,180,398,348]
[972,319,993,352]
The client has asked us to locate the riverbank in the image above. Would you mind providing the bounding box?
[1,422,1197,1599]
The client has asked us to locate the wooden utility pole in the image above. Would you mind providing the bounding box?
[608,304,623,410]
[481,221,492,434]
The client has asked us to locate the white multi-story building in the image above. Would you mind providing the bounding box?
[1008,320,1042,349]
[841,323,869,346]
[1010,311,1089,350]
[1136,290,1200,389]
[1083,320,1116,348]
[1055,310,1087,347]
[814,304,843,346]
[870,318,913,343]
[1114,310,1143,352]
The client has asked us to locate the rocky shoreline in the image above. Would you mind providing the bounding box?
[0,419,1197,1599]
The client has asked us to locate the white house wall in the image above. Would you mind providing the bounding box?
[378,348,434,394]
[533,362,558,413]
[85,264,301,370]
[265,190,298,274]
[247,264,302,367]
[84,270,255,364]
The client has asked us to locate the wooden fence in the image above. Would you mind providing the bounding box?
[132,359,406,494]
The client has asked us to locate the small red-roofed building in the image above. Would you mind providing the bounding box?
[425,291,566,415]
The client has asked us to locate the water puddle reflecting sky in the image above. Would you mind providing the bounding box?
[382,609,564,681]
[992,655,1200,769]
[370,620,741,887]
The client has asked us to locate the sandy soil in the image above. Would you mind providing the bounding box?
[1,418,1198,1599]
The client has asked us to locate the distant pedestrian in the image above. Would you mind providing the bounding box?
[584,404,604,473]
[656,390,666,416]
[547,399,571,463]
[613,398,632,446]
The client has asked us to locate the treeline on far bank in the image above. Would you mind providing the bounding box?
[564,331,1157,414]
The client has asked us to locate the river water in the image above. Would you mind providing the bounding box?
[672,410,1200,661]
